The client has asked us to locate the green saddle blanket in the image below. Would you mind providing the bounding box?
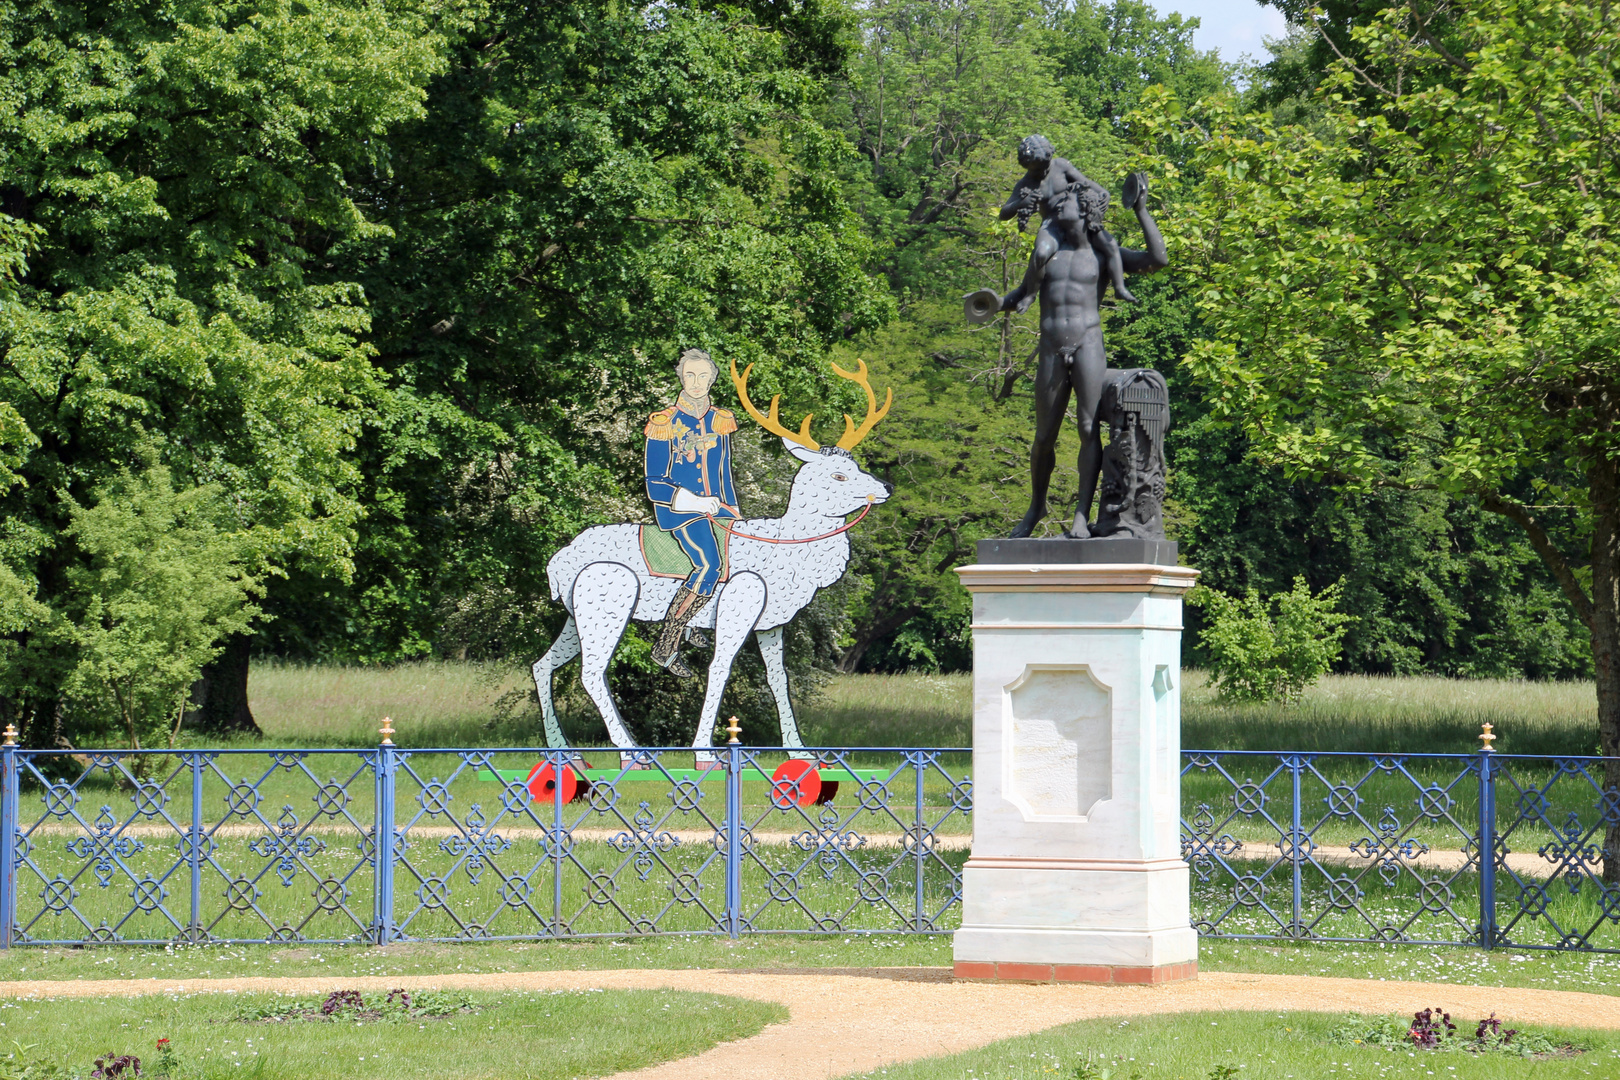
[638,521,731,581]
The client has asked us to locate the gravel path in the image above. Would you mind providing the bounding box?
[2,967,1616,1079]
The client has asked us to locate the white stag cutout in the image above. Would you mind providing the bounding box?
[533,358,892,763]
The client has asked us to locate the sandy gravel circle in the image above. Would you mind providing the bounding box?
[1,968,1615,1079]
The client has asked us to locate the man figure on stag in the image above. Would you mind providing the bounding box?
[644,348,740,675]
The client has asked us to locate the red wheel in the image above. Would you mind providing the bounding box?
[526,761,579,805]
[769,760,822,808]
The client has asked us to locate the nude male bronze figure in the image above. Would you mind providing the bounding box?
[969,135,1168,539]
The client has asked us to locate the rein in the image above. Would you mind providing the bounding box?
[710,498,875,545]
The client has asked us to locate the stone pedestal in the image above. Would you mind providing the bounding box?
[952,542,1198,984]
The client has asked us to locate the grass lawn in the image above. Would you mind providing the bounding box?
[2,986,782,1079]
[835,1009,1620,1080]
[1,936,1616,998]
[239,664,1601,757]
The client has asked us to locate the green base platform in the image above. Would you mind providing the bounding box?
[475,765,890,784]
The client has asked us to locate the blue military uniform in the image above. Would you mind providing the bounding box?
[645,402,739,597]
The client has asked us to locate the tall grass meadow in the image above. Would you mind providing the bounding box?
[244,662,1598,756]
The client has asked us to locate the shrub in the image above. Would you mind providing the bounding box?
[1190,576,1354,704]
[1330,1010,1585,1057]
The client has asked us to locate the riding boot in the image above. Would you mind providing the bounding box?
[652,586,711,678]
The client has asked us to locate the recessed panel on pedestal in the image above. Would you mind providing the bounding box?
[1003,665,1112,822]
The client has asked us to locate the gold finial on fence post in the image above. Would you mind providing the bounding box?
[379,717,395,746]
[725,716,742,746]
[1,724,16,747]
[1479,722,1496,753]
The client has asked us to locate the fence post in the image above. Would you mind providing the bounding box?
[1289,754,1304,936]
[373,718,396,945]
[1478,724,1497,950]
[189,753,203,941]
[725,717,742,939]
[913,752,926,932]
[1,725,18,949]
[551,747,564,936]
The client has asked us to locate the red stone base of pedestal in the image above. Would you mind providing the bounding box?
[953,960,1197,984]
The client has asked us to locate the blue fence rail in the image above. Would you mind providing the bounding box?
[0,743,1614,950]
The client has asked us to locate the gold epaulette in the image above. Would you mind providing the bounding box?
[644,406,678,439]
[711,408,738,436]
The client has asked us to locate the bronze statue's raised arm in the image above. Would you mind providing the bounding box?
[1119,172,1168,275]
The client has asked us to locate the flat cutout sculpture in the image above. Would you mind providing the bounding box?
[532,350,891,764]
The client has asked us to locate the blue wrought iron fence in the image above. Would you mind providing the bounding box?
[0,742,1615,950]
[1182,751,1620,952]
[0,745,970,946]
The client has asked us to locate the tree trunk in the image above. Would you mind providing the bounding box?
[836,605,921,674]
[14,696,71,752]
[1588,456,1620,884]
[187,633,262,738]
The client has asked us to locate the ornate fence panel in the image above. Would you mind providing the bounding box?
[4,750,378,945]
[3,740,1614,951]
[0,743,969,945]
[1182,750,1620,952]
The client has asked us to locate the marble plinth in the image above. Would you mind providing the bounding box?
[951,561,1199,984]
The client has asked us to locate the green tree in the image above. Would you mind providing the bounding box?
[825,0,1115,669]
[58,463,262,758]
[1191,576,1352,703]
[1138,0,1620,867]
[0,0,448,745]
[250,1,892,740]
[824,0,1235,671]
[1046,0,1230,126]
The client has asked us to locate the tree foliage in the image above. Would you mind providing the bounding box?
[59,462,262,755]
[1134,0,1620,866]
[4,0,1612,754]
[0,0,447,744]
[258,0,893,672]
[1191,576,1353,703]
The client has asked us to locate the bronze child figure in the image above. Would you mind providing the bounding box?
[1000,135,1136,310]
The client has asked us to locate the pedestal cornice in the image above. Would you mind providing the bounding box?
[955,562,1199,595]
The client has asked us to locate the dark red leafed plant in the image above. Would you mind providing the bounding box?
[386,988,412,1010]
[1475,1013,1519,1044]
[1408,1007,1456,1048]
[320,989,364,1015]
[92,1053,141,1078]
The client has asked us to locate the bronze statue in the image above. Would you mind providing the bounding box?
[967,135,1169,540]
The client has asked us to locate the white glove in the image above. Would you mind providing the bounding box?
[671,488,722,515]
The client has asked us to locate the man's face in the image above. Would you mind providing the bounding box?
[681,360,717,399]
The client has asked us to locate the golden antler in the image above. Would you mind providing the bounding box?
[730,356,820,450]
[832,359,893,450]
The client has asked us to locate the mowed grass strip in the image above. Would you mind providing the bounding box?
[2,936,1616,998]
[2,987,783,1080]
[836,1009,1620,1080]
